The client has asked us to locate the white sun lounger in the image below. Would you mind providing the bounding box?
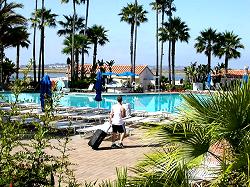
[76,122,134,136]
[50,120,94,134]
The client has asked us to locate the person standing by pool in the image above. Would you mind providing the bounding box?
[109,96,126,148]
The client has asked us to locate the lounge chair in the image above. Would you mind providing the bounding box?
[50,120,94,134]
[76,122,134,136]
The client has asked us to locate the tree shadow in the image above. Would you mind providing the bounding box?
[94,143,161,151]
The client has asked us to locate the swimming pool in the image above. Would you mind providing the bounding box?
[0,92,184,113]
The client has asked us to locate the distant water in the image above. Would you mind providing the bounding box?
[13,72,185,80]
[12,72,67,79]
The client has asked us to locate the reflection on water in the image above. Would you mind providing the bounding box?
[0,92,184,113]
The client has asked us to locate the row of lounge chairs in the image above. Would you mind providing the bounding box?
[1,101,171,136]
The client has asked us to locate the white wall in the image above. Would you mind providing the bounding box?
[139,67,154,90]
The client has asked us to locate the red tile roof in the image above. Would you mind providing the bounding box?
[227,69,248,77]
[79,64,149,75]
[215,69,249,78]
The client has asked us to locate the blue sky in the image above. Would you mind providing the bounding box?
[5,0,250,69]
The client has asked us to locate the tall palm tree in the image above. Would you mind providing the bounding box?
[119,3,147,77]
[32,0,38,84]
[159,17,190,85]
[58,14,86,79]
[150,1,160,89]
[86,25,109,75]
[194,28,218,72]
[165,0,176,84]
[9,26,30,79]
[62,34,90,80]
[31,8,57,82]
[60,0,85,82]
[57,14,85,36]
[79,34,91,79]
[151,0,176,86]
[0,0,26,88]
[214,31,244,73]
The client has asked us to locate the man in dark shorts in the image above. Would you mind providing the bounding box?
[109,96,126,148]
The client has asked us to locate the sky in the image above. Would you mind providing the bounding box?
[5,0,250,69]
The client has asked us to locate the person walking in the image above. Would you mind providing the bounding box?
[109,96,126,148]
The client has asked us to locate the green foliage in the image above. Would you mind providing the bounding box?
[70,77,94,89]
[184,62,208,83]
[134,85,143,93]
[2,57,16,85]
[123,81,250,186]
[183,80,192,90]
[0,63,79,186]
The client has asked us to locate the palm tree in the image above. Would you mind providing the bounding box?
[159,17,190,85]
[60,0,85,82]
[62,34,90,80]
[86,25,109,75]
[105,59,115,83]
[194,28,218,72]
[79,34,91,79]
[58,14,86,79]
[150,1,160,89]
[151,0,176,87]
[31,8,57,82]
[9,26,30,79]
[214,31,244,73]
[119,3,147,77]
[126,82,250,186]
[0,0,27,88]
[165,0,176,84]
[57,14,85,36]
[32,0,38,84]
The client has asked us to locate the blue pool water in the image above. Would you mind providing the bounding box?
[0,92,184,113]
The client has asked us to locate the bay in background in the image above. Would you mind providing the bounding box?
[14,70,185,80]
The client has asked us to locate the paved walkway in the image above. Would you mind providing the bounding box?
[66,128,155,185]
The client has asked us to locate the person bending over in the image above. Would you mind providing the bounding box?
[109,96,126,148]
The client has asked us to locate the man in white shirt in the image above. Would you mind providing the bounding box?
[109,96,126,148]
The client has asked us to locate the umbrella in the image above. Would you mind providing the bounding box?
[117,71,138,77]
[40,74,52,112]
[94,71,103,102]
[242,74,249,83]
[117,72,139,85]
[207,73,212,89]
[56,79,65,91]
[102,72,117,76]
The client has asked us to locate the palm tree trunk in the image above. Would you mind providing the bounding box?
[75,49,79,81]
[168,40,171,84]
[41,27,45,78]
[171,40,175,85]
[85,0,89,30]
[208,50,211,73]
[130,24,134,74]
[16,45,20,79]
[33,0,38,84]
[133,0,138,82]
[155,1,159,90]
[81,48,85,79]
[39,0,45,82]
[71,0,76,82]
[159,5,165,88]
[133,23,137,82]
[81,0,89,80]
[225,54,229,74]
[0,44,4,90]
[38,36,42,83]
[93,42,97,67]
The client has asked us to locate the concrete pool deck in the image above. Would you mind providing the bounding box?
[60,128,155,184]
